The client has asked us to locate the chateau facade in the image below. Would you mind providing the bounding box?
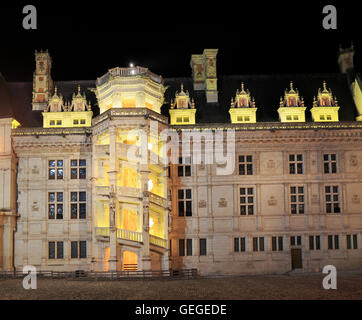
[1,47,362,275]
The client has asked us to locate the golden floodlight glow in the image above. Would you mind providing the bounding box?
[147,179,154,192]
[149,217,154,228]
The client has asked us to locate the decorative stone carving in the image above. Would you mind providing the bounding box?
[352,194,360,204]
[198,200,206,208]
[350,155,358,167]
[31,165,39,174]
[268,196,277,206]
[218,198,227,208]
[31,201,39,211]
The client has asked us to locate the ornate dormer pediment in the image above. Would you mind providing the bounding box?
[46,87,63,112]
[311,81,340,122]
[277,81,306,122]
[169,84,196,125]
[42,85,93,128]
[229,82,257,123]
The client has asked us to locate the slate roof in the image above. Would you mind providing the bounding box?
[1,72,358,128]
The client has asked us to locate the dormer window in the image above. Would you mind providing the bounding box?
[229,82,257,124]
[169,84,196,125]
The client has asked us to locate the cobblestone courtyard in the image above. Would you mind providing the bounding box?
[1,271,362,300]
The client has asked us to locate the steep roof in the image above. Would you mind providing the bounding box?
[1,73,358,128]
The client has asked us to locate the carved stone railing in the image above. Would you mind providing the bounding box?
[149,193,166,207]
[117,229,143,243]
[150,234,167,248]
[95,227,110,237]
[117,186,141,198]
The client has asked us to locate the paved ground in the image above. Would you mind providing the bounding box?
[1,271,362,300]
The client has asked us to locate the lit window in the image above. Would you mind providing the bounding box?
[244,116,250,122]
[286,115,292,121]
[176,117,182,123]
[320,115,325,120]
[326,115,332,120]
[183,117,189,122]
[293,115,299,120]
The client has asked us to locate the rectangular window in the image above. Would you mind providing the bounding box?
[178,156,191,177]
[200,238,207,256]
[253,237,264,252]
[57,242,64,259]
[179,239,185,256]
[290,186,305,214]
[234,237,246,252]
[309,235,321,250]
[48,160,63,180]
[71,241,78,258]
[347,234,358,250]
[71,159,87,179]
[290,236,302,246]
[324,154,337,174]
[289,154,303,174]
[79,241,87,258]
[49,241,55,259]
[70,191,86,219]
[178,189,192,217]
[325,186,340,213]
[186,239,192,256]
[328,235,339,250]
[238,155,253,175]
[240,187,254,215]
[272,236,283,251]
[48,192,63,219]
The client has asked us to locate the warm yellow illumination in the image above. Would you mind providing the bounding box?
[11,119,21,129]
[149,217,154,229]
[352,76,362,121]
[229,83,257,123]
[169,84,196,125]
[311,81,340,122]
[42,111,93,128]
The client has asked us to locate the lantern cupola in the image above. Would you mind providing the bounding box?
[169,84,196,125]
[229,82,257,123]
[42,85,93,128]
[277,81,306,122]
[310,81,340,122]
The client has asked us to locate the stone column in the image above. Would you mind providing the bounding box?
[141,190,151,271]
[108,126,118,271]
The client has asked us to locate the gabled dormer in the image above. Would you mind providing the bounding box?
[277,81,306,122]
[42,86,92,128]
[229,82,257,123]
[169,84,196,125]
[310,81,340,122]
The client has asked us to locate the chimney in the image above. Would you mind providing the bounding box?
[338,43,354,74]
[190,49,218,103]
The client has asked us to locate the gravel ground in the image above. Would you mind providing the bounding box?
[1,271,362,300]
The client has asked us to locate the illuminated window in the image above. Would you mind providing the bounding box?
[325,186,340,213]
[346,234,358,250]
[48,241,63,259]
[70,191,86,219]
[73,120,79,125]
[326,115,332,120]
[237,116,243,122]
[272,236,283,251]
[253,237,264,252]
[289,154,303,174]
[178,189,192,217]
[49,160,63,180]
[290,186,304,214]
[71,159,86,179]
[290,236,302,246]
[183,117,189,122]
[50,120,55,126]
[234,237,246,252]
[309,235,321,250]
[244,116,250,122]
[240,187,254,215]
[178,156,191,177]
[71,241,87,258]
[293,115,299,120]
[324,154,337,174]
[56,120,62,125]
[176,117,182,123]
[286,115,292,121]
[328,235,339,250]
[238,155,253,175]
[320,115,325,120]
[48,192,63,219]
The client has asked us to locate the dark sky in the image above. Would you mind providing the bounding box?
[0,1,360,82]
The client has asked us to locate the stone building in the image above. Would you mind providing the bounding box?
[0,46,362,275]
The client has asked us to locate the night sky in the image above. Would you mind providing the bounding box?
[0,1,360,82]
